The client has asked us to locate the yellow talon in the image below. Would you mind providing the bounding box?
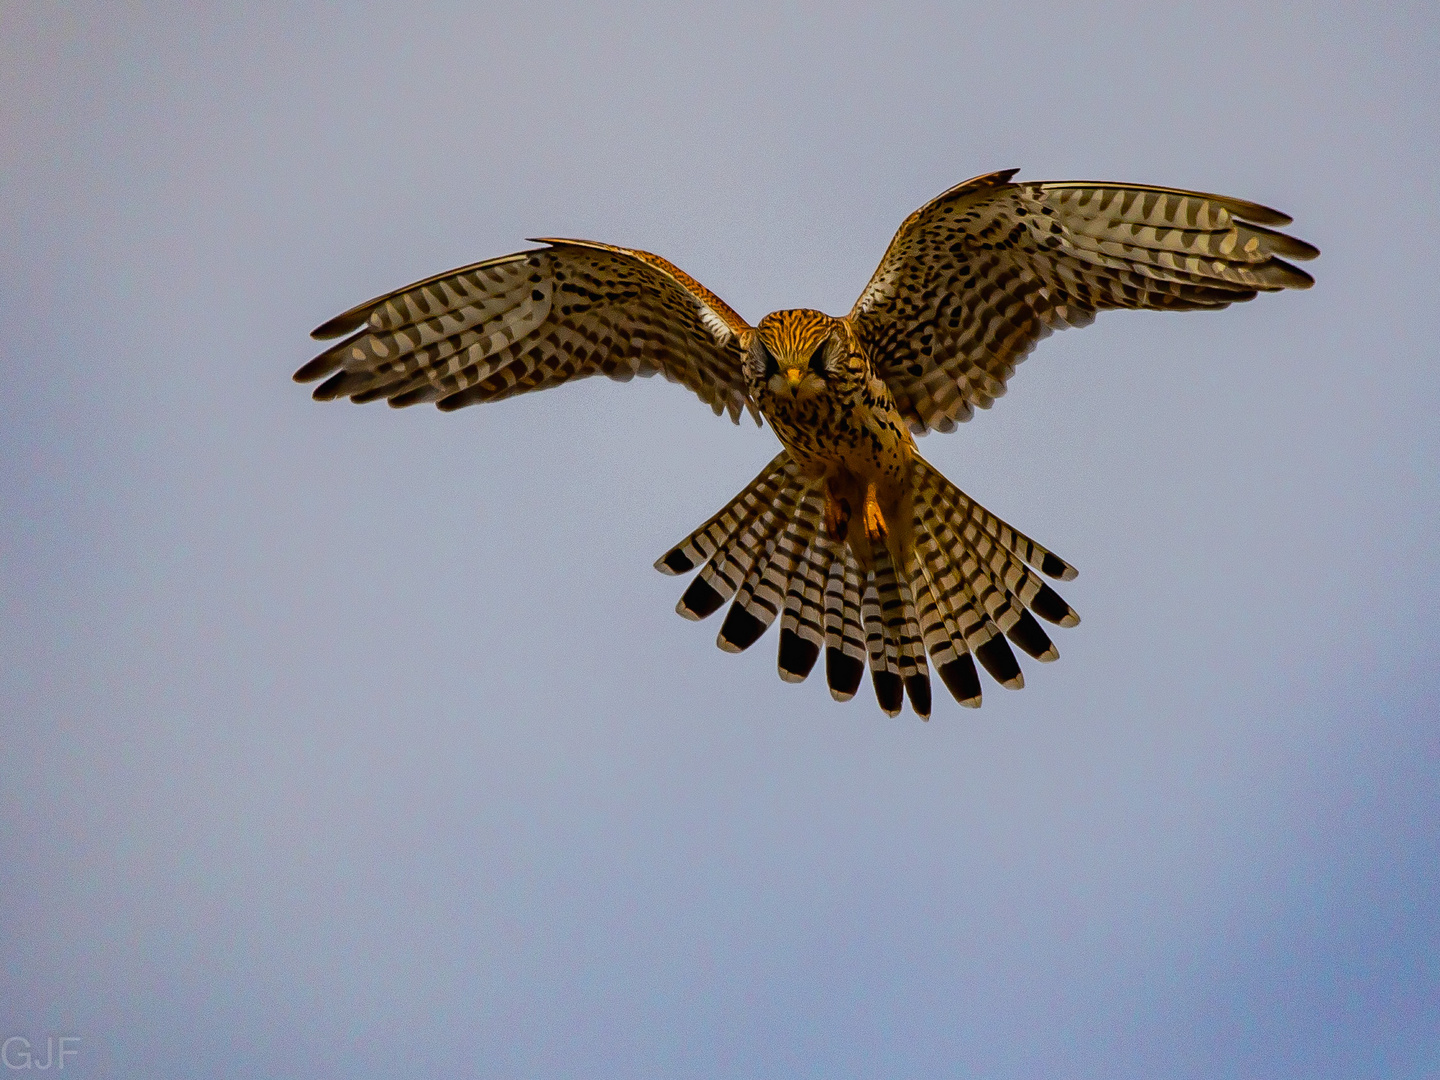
[863,484,887,542]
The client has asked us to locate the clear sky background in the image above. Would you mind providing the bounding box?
[3,3,1437,1077]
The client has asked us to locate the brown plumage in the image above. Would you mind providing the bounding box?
[297,169,1316,717]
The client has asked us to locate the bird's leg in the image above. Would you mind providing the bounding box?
[862,481,887,543]
[823,485,852,543]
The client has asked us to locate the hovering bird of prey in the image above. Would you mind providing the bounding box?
[296,169,1316,717]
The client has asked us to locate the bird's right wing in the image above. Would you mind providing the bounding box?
[295,239,758,422]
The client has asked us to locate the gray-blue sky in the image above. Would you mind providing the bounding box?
[2,3,1437,1077]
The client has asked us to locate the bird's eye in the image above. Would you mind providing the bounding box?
[808,342,828,377]
[761,343,779,378]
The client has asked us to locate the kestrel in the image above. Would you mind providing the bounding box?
[296,169,1316,717]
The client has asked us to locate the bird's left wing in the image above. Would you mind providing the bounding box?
[849,170,1318,433]
[295,239,757,422]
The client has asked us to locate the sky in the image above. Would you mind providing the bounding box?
[2,2,1437,1077]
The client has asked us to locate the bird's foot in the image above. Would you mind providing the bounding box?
[863,485,887,543]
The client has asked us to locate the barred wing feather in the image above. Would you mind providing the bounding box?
[852,170,1319,434]
[295,240,757,422]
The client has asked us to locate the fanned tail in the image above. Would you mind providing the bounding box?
[907,452,1079,708]
[655,451,1080,716]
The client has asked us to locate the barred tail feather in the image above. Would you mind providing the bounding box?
[824,556,868,701]
[655,451,1079,715]
[916,459,1079,584]
[777,523,832,683]
[655,452,793,578]
[657,453,805,621]
[876,548,931,719]
[909,453,1079,704]
[693,478,807,625]
[911,526,978,704]
[718,487,823,653]
[861,572,903,716]
[911,519,1017,698]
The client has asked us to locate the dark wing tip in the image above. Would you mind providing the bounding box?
[387,385,435,408]
[1246,222,1320,262]
[310,305,376,341]
[1268,257,1316,290]
[311,371,351,401]
[350,385,391,404]
[436,388,483,412]
[1225,198,1294,227]
[294,354,340,384]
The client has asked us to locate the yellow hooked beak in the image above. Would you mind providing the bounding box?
[784,367,803,390]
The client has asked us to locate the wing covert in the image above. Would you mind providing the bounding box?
[850,170,1318,433]
[295,240,757,422]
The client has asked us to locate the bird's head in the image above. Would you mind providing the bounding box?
[748,309,846,402]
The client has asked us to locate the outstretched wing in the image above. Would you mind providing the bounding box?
[295,239,757,422]
[850,169,1319,434]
